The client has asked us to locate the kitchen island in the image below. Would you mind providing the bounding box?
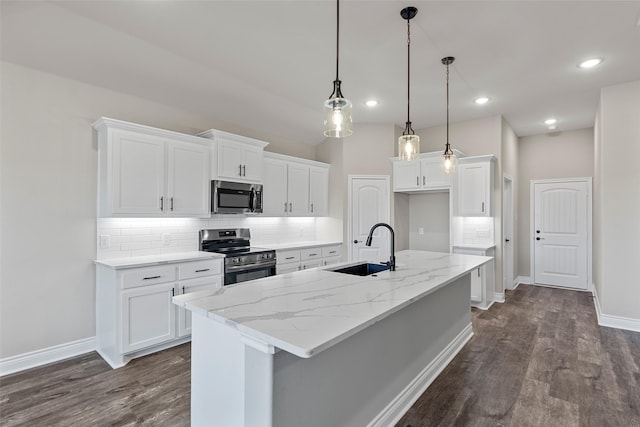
[172,250,492,427]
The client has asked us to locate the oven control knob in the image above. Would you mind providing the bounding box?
[232,257,239,264]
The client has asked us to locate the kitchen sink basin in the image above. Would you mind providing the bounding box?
[329,262,390,276]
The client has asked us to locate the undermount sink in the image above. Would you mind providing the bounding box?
[329,262,390,276]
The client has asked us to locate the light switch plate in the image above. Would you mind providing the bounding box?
[99,235,110,249]
[162,233,171,246]
[418,227,424,235]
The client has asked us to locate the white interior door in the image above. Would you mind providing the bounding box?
[533,180,589,289]
[503,176,514,290]
[349,176,390,263]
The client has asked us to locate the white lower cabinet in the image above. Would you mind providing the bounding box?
[96,257,222,368]
[276,244,342,274]
[452,246,495,310]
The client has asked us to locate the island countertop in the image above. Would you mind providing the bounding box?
[173,250,492,359]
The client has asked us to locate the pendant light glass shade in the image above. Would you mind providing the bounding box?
[399,134,420,161]
[441,56,456,173]
[398,7,419,161]
[324,0,352,138]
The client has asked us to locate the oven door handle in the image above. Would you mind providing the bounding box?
[249,189,255,212]
[225,260,276,272]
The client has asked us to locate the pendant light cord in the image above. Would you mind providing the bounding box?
[406,17,411,131]
[446,61,449,146]
[335,0,340,82]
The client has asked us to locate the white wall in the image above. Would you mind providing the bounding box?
[408,193,450,252]
[595,80,640,322]
[0,61,319,359]
[516,128,594,277]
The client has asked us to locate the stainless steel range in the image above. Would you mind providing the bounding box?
[199,228,276,286]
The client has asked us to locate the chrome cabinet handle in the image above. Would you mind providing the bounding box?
[242,165,246,176]
[309,253,318,257]
[284,202,288,212]
[482,202,485,213]
[310,203,314,213]
[423,176,426,185]
[239,164,243,176]
[195,268,210,273]
[171,288,175,297]
[477,268,480,277]
[416,176,419,186]
[160,197,164,211]
[285,256,295,260]
[143,275,161,280]
[170,197,174,211]
[289,202,292,211]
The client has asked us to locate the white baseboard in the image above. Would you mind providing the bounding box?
[593,289,640,333]
[494,292,505,303]
[368,323,474,427]
[517,276,531,285]
[0,337,96,377]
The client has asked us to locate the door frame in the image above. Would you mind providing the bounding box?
[347,175,391,261]
[530,177,592,290]
[503,174,515,290]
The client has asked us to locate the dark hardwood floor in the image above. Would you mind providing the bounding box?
[1,284,639,427]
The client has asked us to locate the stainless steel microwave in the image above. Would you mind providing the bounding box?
[211,180,263,214]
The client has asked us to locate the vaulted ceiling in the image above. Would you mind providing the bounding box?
[2,1,639,145]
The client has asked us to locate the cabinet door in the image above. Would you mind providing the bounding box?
[287,163,310,215]
[301,260,322,270]
[458,163,489,216]
[421,158,451,189]
[241,145,263,183]
[470,266,483,302]
[277,263,301,275]
[216,139,244,181]
[166,141,210,217]
[121,283,176,353]
[323,256,341,266]
[111,130,165,214]
[393,160,421,191]
[177,275,222,337]
[309,167,329,216]
[263,158,289,215]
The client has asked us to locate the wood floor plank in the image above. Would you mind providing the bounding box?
[2,285,639,427]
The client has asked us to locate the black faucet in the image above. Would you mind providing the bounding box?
[365,222,396,271]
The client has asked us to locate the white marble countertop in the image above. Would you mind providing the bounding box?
[94,251,223,269]
[173,250,492,359]
[252,240,342,251]
[452,243,496,250]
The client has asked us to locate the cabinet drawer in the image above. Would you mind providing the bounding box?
[121,265,176,289]
[323,255,341,266]
[300,248,322,260]
[321,245,341,258]
[277,250,300,265]
[178,259,222,280]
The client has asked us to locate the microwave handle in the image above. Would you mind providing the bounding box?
[249,188,258,212]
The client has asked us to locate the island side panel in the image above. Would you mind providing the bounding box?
[191,313,245,427]
[271,274,472,427]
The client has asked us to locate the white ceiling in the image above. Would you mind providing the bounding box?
[2,1,640,146]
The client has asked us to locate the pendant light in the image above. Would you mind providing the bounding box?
[441,56,457,173]
[323,0,353,138]
[398,6,419,161]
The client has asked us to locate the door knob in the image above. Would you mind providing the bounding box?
[536,230,541,234]
[353,240,361,244]
[505,238,510,242]
[536,237,545,241]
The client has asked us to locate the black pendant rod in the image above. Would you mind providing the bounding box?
[442,56,455,153]
[335,0,340,82]
[401,7,418,135]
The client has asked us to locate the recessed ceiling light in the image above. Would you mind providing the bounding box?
[365,100,378,107]
[474,97,489,105]
[544,118,557,125]
[578,58,603,69]
[548,125,557,131]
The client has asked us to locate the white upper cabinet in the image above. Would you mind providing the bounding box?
[392,152,458,193]
[262,152,330,217]
[198,129,268,184]
[454,155,495,217]
[166,141,210,216]
[93,117,211,218]
[309,166,329,216]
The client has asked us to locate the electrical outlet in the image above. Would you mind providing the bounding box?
[418,227,424,235]
[162,233,171,246]
[99,235,110,249]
